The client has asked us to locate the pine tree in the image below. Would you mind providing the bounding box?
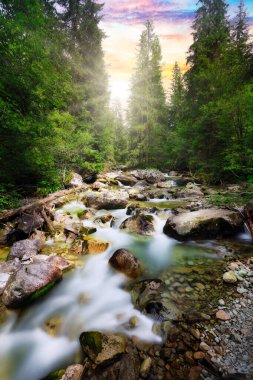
[128,21,167,168]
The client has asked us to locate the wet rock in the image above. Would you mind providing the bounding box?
[118,353,140,380]
[216,310,231,321]
[17,212,44,235]
[223,271,238,284]
[193,352,205,360]
[79,331,126,365]
[109,249,142,278]
[79,226,97,235]
[140,357,152,377]
[2,261,62,308]
[84,194,128,210]
[92,181,106,191]
[132,170,166,184]
[66,172,84,188]
[61,364,84,380]
[46,255,73,272]
[7,238,42,261]
[199,342,210,351]
[116,175,138,186]
[0,260,21,295]
[177,183,204,198]
[82,237,109,255]
[120,214,156,236]
[163,209,243,240]
[94,214,115,228]
[157,182,175,189]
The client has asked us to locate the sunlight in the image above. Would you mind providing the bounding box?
[109,79,130,106]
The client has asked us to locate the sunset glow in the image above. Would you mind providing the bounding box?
[100,0,253,105]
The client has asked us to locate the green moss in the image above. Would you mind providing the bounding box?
[41,369,65,380]
[80,331,103,355]
[30,281,57,302]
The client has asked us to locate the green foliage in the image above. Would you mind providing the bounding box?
[0,185,21,212]
[0,0,113,205]
[207,188,253,206]
[167,0,253,182]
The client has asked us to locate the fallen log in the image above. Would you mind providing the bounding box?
[0,187,84,223]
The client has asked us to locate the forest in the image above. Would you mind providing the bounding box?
[0,0,252,203]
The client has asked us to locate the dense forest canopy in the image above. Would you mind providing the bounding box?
[0,0,253,208]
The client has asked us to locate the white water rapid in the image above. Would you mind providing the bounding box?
[0,200,176,380]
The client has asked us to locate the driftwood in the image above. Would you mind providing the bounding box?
[41,208,55,234]
[0,187,84,223]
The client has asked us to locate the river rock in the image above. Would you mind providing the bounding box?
[7,238,42,261]
[0,260,21,295]
[216,310,231,320]
[109,249,142,278]
[157,181,175,189]
[223,271,238,284]
[82,237,109,255]
[80,331,126,365]
[66,172,84,188]
[17,212,44,235]
[176,183,204,198]
[79,226,97,235]
[84,193,128,210]
[94,214,115,227]
[163,209,243,240]
[140,357,152,376]
[131,170,166,184]
[92,181,106,191]
[116,175,138,186]
[120,214,156,236]
[61,364,84,380]
[2,261,62,308]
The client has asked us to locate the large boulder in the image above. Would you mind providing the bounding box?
[7,238,42,261]
[163,209,243,240]
[109,249,142,278]
[131,170,166,184]
[2,262,62,308]
[66,172,84,188]
[176,183,204,198]
[84,192,128,210]
[120,214,156,236]
[17,212,44,235]
[80,331,126,365]
[115,175,138,187]
[0,260,21,295]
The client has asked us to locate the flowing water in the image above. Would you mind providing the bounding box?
[0,196,250,380]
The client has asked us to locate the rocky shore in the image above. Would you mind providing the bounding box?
[0,169,252,380]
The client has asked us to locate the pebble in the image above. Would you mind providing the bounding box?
[216,310,231,321]
[223,271,237,284]
[193,351,205,360]
[199,342,210,351]
[140,357,152,376]
[218,299,225,306]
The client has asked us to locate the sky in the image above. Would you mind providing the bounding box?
[99,0,253,105]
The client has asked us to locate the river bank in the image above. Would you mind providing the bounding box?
[0,169,252,380]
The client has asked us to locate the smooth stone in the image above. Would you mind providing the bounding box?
[216,310,231,321]
[109,249,142,278]
[223,271,237,284]
[2,262,62,308]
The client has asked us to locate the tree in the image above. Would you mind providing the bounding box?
[128,21,167,168]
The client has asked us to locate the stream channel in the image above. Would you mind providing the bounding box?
[0,175,252,380]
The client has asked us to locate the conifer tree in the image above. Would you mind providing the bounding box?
[128,21,167,168]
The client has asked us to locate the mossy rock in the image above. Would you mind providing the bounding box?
[80,332,126,365]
